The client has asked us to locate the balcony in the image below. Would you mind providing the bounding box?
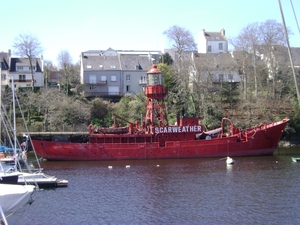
[139,79,147,85]
[85,80,107,85]
[9,79,31,83]
[84,91,122,97]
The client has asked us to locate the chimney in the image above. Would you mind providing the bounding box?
[220,29,225,37]
[201,29,205,36]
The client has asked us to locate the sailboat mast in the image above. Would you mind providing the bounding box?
[278,0,300,109]
[11,77,17,162]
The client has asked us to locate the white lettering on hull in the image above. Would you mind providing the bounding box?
[155,125,202,134]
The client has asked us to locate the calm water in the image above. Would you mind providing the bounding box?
[17,147,300,225]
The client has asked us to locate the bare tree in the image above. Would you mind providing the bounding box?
[259,19,289,99]
[13,33,43,91]
[163,25,197,59]
[231,22,261,98]
[230,19,294,121]
[57,50,73,95]
[231,20,290,99]
[43,60,58,90]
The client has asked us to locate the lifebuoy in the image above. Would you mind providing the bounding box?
[205,135,212,140]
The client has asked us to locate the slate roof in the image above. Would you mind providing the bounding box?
[10,58,43,72]
[204,30,226,41]
[193,52,237,68]
[119,54,152,71]
[82,55,120,70]
[82,53,153,71]
[0,52,9,70]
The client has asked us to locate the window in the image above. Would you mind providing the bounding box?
[208,46,211,52]
[219,74,224,82]
[219,43,223,50]
[16,66,23,71]
[148,74,161,85]
[111,75,117,82]
[89,86,96,89]
[126,85,130,92]
[101,75,107,81]
[87,65,92,69]
[126,74,130,81]
[89,75,96,84]
[19,75,26,81]
[111,65,116,69]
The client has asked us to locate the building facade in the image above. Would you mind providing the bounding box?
[198,29,228,54]
[80,48,162,101]
[0,50,44,90]
[164,28,239,94]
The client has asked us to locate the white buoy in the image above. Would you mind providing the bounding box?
[108,166,113,169]
[226,157,234,165]
[126,165,130,168]
[156,165,160,167]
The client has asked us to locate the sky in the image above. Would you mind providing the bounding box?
[1,0,299,65]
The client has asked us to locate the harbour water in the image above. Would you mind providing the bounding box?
[19,147,300,225]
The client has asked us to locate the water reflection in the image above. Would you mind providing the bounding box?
[226,163,233,172]
[19,147,300,225]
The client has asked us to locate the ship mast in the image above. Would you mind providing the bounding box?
[144,64,168,129]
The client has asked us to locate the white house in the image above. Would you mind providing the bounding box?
[0,50,44,90]
[198,29,228,54]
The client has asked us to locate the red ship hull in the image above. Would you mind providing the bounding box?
[30,118,289,161]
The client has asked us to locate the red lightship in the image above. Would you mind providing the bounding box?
[30,65,289,161]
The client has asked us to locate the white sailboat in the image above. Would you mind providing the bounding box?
[0,183,35,225]
[0,78,68,188]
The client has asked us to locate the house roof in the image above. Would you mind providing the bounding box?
[82,52,153,71]
[193,52,237,68]
[0,52,9,70]
[82,55,121,70]
[204,31,226,41]
[82,48,162,56]
[10,58,43,72]
[119,54,152,71]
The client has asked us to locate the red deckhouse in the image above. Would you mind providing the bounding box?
[30,64,289,161]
